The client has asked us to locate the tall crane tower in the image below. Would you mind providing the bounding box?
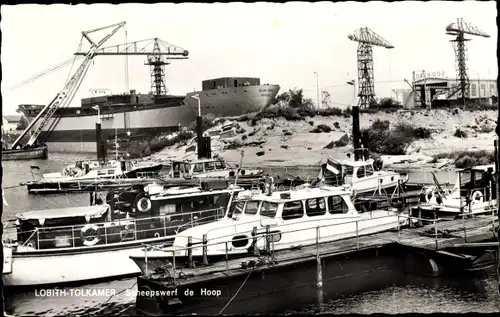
[348,27,394,108]
[446,18,490,106]
[75,38,189,95]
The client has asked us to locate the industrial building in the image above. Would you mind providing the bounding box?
[398,77,498,109]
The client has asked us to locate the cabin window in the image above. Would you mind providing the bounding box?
[356,166,365,178]
[282,201,304,220]
[97,170,107,176]
[305,198,326,217]
[260,202,278,218]
[159,204,176,216]
[108,169,115,175]
[365,165,374,176]
[245,201,260,215]
[205,162,215,171]
[228,201,245,217]
[215,161,226,170]
[345,166,354,175]
[193,163,204,173]
[328,196,348,214]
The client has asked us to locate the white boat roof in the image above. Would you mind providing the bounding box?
[236,185,349,203]
[459,164,495,172]
[337,159,374,167]
[16,205,108,221]
[152,187,244,201]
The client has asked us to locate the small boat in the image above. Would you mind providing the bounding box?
[23,160,164,194]
[410,164,498,220]
[39,159,163,181]
[168,155,264,179]
[129,183,405,275]
[2,183,243,287]
[1,144,48,161]
[318,157,409,196]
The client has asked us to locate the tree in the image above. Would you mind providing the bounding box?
[16,116,29,131]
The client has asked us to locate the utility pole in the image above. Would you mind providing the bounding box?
[314,72,320,109]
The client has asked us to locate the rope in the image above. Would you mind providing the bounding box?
[217,266,254,315]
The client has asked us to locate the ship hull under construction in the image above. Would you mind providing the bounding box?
[185,84,280,117]
[20,97,195,153]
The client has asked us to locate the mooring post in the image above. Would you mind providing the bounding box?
[397,215,401,241]
[252,227,260,256]
[173,249,177,285]
[265,225,271,254]
[355,221,359,249]
[463,213,467,243]
[225,241,229,273]
[316,226,323,309]
[187,236,194,268]
[434,218,438,250]
[144,247,149,277]
[202,234,208,265]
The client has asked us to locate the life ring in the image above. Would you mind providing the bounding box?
[134,193,152,213]
[471,191,484,204]
[80,224,100,246]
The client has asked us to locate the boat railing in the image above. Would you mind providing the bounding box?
[142,211,499,278]
[182,209,400,243]
[5,206,226,251]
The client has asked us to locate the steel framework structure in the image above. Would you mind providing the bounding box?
[348,27,394,108]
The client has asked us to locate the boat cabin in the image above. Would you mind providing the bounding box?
[319,159,380,186]
[456,164,497,201]
[12,183,243,251]
[226,186,354,222]
[165,157,261,179]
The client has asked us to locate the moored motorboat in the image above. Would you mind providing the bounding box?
[318,157,409,196]
[129,183,406,275]
[410,164,498,220]
[2,182,243,287]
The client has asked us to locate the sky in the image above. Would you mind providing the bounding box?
[1,2,498,114]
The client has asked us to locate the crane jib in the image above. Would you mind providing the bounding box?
[9,22,126,150]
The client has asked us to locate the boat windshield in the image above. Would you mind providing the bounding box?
[227,200,261,217]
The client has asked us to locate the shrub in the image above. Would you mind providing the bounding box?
[360,121,431,155]
[333,122,340,129]
[453,128,468,138]
[324,134,350,149]
[309,124,332,133]
[187,113,219,132]
[431,150,494,168]
[478,125,494,133]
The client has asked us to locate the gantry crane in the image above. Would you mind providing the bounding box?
[74,38,189,95]
[348,27,394,108]
[10,22,126,150]
[446,18,490,106]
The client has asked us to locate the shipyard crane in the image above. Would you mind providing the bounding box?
[446,18,490,107]
[74,38,189,95]
[10,22,126,150]
[348,27,394,108]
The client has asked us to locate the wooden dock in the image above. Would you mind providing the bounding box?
[135,214,499,315]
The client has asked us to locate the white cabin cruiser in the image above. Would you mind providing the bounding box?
[129,184,405,275]
[411,164,497,220]
[318,158,408,196]
[167,156,264,179]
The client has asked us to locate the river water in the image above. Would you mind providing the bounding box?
[2,153,499,315]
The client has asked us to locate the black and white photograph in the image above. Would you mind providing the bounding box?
[1,1,499,316]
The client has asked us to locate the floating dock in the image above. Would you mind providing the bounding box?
[135,214,498,315]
